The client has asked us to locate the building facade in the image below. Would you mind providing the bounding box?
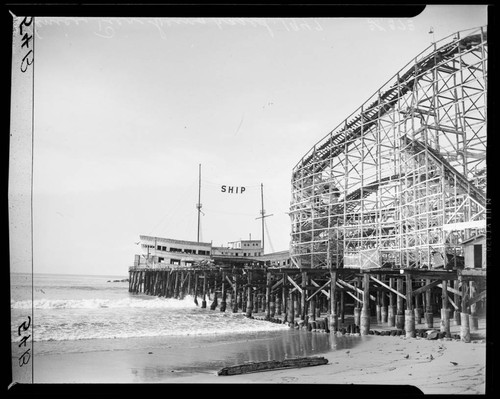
[133,236,289,269]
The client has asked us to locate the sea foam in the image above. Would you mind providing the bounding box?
[11,295,198,310]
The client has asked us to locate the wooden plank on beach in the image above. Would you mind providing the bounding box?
[217,356,328,376]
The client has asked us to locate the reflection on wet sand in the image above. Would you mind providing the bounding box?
[130,330,366,382]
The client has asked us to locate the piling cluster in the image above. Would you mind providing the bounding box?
[129,266,485,343]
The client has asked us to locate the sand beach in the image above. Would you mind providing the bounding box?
[29,314,487,394]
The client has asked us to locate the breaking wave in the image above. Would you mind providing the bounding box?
[11,295,198,310]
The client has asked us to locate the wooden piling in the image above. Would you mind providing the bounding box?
[340,290,345,323]
[440,280,450,337]
[414,281,422,324]
[220,272,227,312]
[309,296,316,322]
[270,294,276,318]
[395,277,405,329]
[360,273,370,335]
[266,272,272,320]
[469,281,479,330]
[288,290,295,326]
[201,272,207,308]
[405,274,415,338]
[281,273,288,321]
[381,277,388,323]
[245,271,253,317]
[276,291,282,316]
[388,277,396,327]
[232,279,238,313]
[354,277,361,327]
[294,283,301,318]
[453,279,461,325]
[376,275,382,323]
[329,270,338,332]
[301,271,308,321]
[460,278,470,342]
[424,279,433,328]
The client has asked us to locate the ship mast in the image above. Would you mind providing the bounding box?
[196,164,202,243]
[256,183,273,254]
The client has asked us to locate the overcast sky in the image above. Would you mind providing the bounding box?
[10,5,488,276]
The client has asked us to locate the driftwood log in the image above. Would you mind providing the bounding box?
[217,356,328,376]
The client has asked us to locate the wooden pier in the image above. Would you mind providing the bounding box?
[129,264,486,342]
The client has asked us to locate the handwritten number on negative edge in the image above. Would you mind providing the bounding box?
[20,50,34,72]
[18,350,31,367]
[19,17,34,73]
[19,17,33,35]
[17,316,32,367]
[17,316,31,336]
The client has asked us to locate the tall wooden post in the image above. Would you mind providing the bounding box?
[354,277,361,327]
[276,289,282,316]
[309,294,316,322]
[174,271,180,299]
[193,273,199,306]
[388,277,396,326]
[220,272,227,312]
[460,278,470,342]
[360,273,370,335]
[469,281,478,330]
[232,278,238,313]
[329,270,338,332]
[201,272,207,308]
[396,277,405,329]
[245,271,253,317]
[301,271,308,321]
[265,271,272,320]
[210,273,218,310]
[340,290,345,324]
[453,279,461,325]
[381,282,388,323]
[440,280,450,337]
[294,285,301,318]
[376,274,382,323]
[424,279,433,328]
[405,274,415,337]
[414,280,422,324]
[187,272,192,296]
[288,290,295,326]
[281,273,287,321]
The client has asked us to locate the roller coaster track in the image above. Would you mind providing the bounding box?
[401,135,486,206]
[292,30,487,180]
[290,26,487,269]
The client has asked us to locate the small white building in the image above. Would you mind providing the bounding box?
[461,234,486,269]
[212,240,263,257]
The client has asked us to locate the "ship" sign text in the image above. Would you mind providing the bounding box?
[221,185,246,194]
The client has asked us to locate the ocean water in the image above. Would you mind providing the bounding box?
[10,272,290,354]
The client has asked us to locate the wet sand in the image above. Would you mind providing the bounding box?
[30,315,487,394]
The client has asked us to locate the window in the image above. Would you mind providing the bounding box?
[157,245,161,251]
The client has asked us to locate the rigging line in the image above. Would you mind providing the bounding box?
[264,218,275,253]
[146,182,197,236]
[203,208,255,217]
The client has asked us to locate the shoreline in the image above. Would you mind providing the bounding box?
[27,314,486,393]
